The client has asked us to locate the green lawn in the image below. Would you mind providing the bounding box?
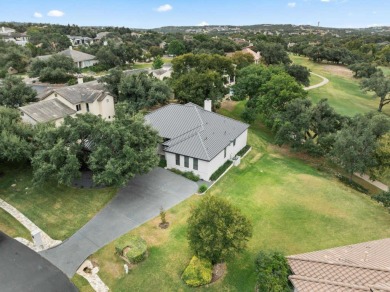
[82,101,390,292]
[0,163,117,240]
[379,66,390,77]
[0,208,31,240]
[291,55,390,116]
[309,72,323,86]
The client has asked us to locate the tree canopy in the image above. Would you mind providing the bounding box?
[187,195,252,264]
[361,71,390,112]
[0,75,37,108]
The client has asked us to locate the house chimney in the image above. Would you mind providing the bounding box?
[204,99,212,112]
[69,46,73,50]
[77,75,83,84]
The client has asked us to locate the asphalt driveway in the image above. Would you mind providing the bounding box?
[40,168,198,277]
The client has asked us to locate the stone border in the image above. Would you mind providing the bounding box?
[198,147,252,195]
[77,260,109,292]
[0,198,61,251]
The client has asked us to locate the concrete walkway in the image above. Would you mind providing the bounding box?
[0,198,61,251]
[354,173,389,192]
[304,72,329,91]
[40,168,198,277]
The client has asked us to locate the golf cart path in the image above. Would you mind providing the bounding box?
[304,72,329,91]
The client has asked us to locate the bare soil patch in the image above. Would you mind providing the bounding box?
[211,262,226,283]
[322,64,353,78]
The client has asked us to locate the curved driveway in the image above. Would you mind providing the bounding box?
[40,168,198,277]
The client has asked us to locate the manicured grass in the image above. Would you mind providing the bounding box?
[0,208,31,240]
[379,66,390,77]
[291,55,390,116]
[309,72,323,86]
[0,163,117,240]
[71,275,94,292]
[84,102,390,292]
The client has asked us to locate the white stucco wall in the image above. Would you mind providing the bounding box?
[79,59,99,69]
[44,93,115,121]
[165,129,248,181]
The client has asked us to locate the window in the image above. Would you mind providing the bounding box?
[193,158,198,170]
[224,148,227,158]
[86,103,90,112]
[76,104,81,111]
[233,139,236,146]
[184,156,189,168]
[176,154,180,166]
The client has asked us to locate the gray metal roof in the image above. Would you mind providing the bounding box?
[145,103,249,161]
[19,98,76,123]
[50,81,108,104]
[36,48,96,63]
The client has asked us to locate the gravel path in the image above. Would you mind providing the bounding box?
[304,72,329,91]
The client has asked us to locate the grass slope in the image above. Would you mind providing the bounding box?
[291,55,390,116]
[0,163,117,240]
[84,102,390,292]
[0,208,31,240]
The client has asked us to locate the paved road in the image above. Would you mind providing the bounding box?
[304,72,329,91]
[40,168,198,277]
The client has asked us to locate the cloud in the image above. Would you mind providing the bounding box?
[320,0,330,2]
[156,4,172,12]
[288,2,296,7]
[33,12,43,18]
[198,21,209,26]
[47,10,64,17]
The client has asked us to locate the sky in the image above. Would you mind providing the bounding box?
[1,0,390,29]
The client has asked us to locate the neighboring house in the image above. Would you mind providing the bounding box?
[242,47,261,64]
[19,80,115,126]
[67,35,94,46]
[37,46,98,69]
[1,32,29,46]
[145,101,249,181]
[0,26,16,35]
[94,31,110,42]
[288,238,390,291]
[151,68,172,80]
[159,41,167,49]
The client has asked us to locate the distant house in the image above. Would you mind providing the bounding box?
[288,238,390,291]
[242,47,261,64]
[1,32,29,46]
[145,101,249,181]
[19,80,115,126]
[67,35,94,46]
[0,26,16,35]
[159,41,167,49]
[94,32,110,42]
[37,47,98,69]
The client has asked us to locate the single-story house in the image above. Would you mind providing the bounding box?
[0,26,16,35]
[67,35,94,46]
[288,238,390,291]
[19,80,115,126]
[145,100,249,181]
[1,32,29,46]
[37,46,98,69]
[94,31,110,41]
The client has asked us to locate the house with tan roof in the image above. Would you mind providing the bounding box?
[242,47,261,64]
[288,238,390,291]
[19,80,115,126]
[145,100,249,181]
[37,47,98,69]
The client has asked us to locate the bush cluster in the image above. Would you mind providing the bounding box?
[182,256,212,287]
[236,145,251,157]
[210,160,233,181]
[169,168,200,182]
[124,236,147,264]
[336,174,368,194]
[373,191,390,209]
[158,157,167,168]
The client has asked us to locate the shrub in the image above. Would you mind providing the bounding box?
[169,168,200,182]
[198,184,208,193]
[373,191,390,208]
[83,76,96,83]
[160,207,167,224]
[210,160,233,181]
[255,251,290,292]
[236,145,251,157]
[182,256,213,287]
[124,236,147,264]
[159,157,167,168]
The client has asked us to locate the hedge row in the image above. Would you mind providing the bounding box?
[236,144,251,157]
[210,160,233,181]
[169,168,200,182]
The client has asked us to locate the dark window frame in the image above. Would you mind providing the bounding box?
[193,158,198,170]
[184,156,189,168]
[176,154,180,166]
